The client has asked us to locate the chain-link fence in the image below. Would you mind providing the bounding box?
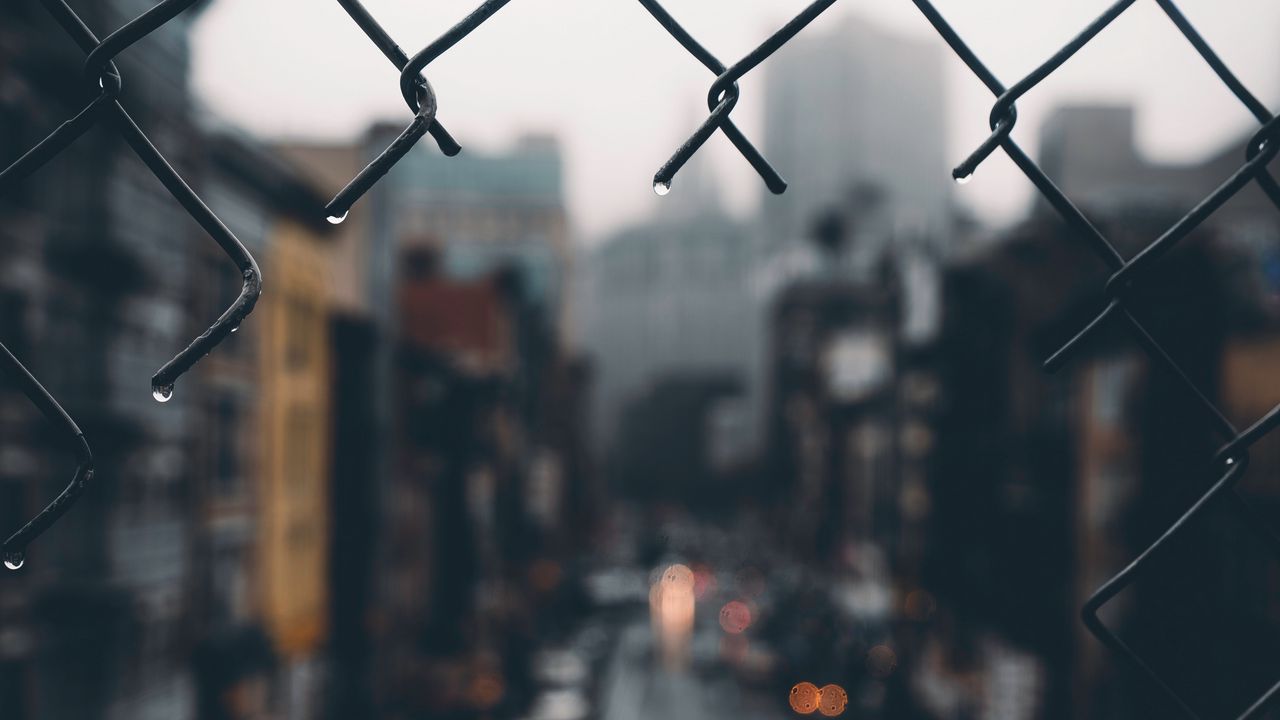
[321,0,497,221]
[0,0,261,567]
[909,1,1280,717]
[0,0,841,563]
[637,0,837,196]
[3,0,1276,716]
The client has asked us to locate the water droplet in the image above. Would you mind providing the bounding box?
[4,551,24,571]
[327,212,348,225]
[230,323,240,334]
[954,172,973,186]
[653,180,671,197]
[1226,457,1236,465]
[152,383,174,403]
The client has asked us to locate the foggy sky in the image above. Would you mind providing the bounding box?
[191,0,1280,243]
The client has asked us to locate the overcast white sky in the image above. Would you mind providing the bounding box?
[191,0,1280,244]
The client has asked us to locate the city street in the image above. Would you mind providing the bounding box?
[530,514,894,720]
[598,613,785,720]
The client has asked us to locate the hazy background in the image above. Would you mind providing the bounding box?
[193,0,1280,240]
[7,2,1280,719]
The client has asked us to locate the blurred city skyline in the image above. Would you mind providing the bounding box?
[192,0,1280,241]
[8,1,1280,718]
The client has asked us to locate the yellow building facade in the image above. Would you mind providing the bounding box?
[256,216,333,657]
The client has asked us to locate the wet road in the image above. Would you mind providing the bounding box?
[598,612,788,720]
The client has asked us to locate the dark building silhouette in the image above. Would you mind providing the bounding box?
[0,2,210,716]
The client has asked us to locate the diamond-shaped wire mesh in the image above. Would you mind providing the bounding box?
[321,0,512,221]
[909,1,1280,717]
[6,4,1272,714]
[637,0,838,195]
[0,0,262,561]
[0,0,840,577]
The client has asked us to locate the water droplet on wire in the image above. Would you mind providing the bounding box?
[327,212,348,225]
[954,172,973,186]
[4,551,25,571]
[653,180,671,197]
[152,383,174,403]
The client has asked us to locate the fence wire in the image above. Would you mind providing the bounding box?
[638,0,838,196]
[322,0,511,222]
[3,2,1276,715]
[910,1,1280,717]
[0,0,832,554]
[0,0,262,563]
[324,0,838,213]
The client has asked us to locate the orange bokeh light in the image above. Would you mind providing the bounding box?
[789,682,820,715]
[817,684,847,717]
[866,644,898,679]
[467,672,505,709]
[651,564,696,670]
[904,589,937,621]
[661,564,695,593]
[719,600,752,634]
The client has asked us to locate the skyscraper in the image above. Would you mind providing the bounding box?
[580,157,761,464]
[761,15,952,261]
